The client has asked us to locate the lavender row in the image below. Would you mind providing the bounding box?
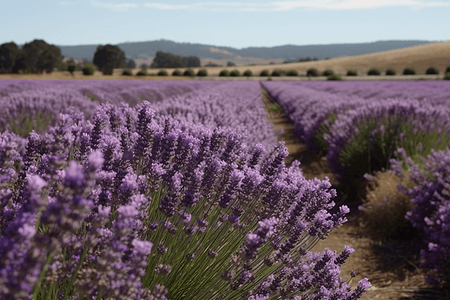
[153,81,278,148]
[285,81,450,106]
[391,148,450,288]
[0,79,218,137]
[0,79,214,105]
[262,81,450,181]
[262,81,450,288]
[0,101,370,299]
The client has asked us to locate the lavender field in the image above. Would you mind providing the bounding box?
[0,79,373,300]
[1,78,449,299]
[262,81,450,293]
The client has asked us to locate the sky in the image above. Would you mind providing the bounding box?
[1,0,449,48]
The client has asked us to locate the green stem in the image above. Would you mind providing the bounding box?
[96,287,103,300]
[32,250,55,299]
[61,245,89,300]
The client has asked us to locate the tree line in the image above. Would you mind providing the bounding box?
[0,39,203,75]
[0,39,63,74]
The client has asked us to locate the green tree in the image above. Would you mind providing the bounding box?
[149,52,201,68]
[0,42,22,73]
[67,63,76,75]
[182,56,201,68]
[93,44,126,75]
[17,39,62,74]
[306,68,319,77]
[151,51,184,68]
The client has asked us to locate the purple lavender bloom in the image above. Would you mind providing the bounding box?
[159,172,183,217]
[244,218,278,260]
[248,144,266,168]
[63,161,86,190]
[218,169,244,208]
[201,157,225,198]
[240,166,264,197]
[335,245,355,266]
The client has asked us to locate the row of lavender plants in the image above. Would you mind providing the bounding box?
[0,93,371,299]
[285,81,450,106]
[262,81,450,289]
[0,79,220,137]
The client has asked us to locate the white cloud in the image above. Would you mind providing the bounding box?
[92,0,450,12]
[154,0,450,11]
[143,3,192,9]
[91,1,138,12]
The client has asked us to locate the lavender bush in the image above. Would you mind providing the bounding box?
[391,148,450,290]
[262,82,450,182]
[324,99,450,181]
[0,101,370,299]
[284,81,450,106]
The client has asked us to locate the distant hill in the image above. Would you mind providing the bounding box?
[58,39,437,66]
[198,40,450,76]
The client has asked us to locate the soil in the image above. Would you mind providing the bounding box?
[260,86,449,300]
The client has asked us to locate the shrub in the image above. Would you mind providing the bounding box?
[425,66,439,75]
[136,69,148,76]
[122,68,133,76]
[367,68,381,76]
[102,67,114,75]
[67,63,76,75]
[157,69,168,76]
[196,69,208,77]
[403,66,416,75]
[219,70,229,76]
[259,70,270,76]
[172,69,182,76]
[322,69,334,76]
[82,64,95,75]
[183,69,195,76]
[346,69,357,76]
[307,68,319,77]
[327,74,343,81]
[286,69,299,76]
[360,171,416,241]
[392,149,450,287]
[243,70,253,77]
[325,100,450,184]
[271,70,282,77]
[229,69,240,77]
[445,72,450,80]
[385,68,397,76]
[446,66,450,73]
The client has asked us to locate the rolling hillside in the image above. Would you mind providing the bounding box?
[176,40,450,76]
[58,39,436,67]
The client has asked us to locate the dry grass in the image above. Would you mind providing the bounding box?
[359,171,416,241]
[0,70,191,80]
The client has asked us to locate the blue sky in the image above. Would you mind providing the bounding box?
[1,0,449,48]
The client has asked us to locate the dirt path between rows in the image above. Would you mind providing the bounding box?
[259,85,448,300]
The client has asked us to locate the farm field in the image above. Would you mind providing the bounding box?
[0,79,449,299]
